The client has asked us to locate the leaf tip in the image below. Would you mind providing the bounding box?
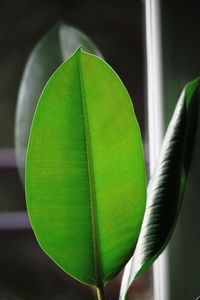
[76,45,83,53]
[71,46,85,60]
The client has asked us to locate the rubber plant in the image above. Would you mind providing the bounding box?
[25,47,146,299]
[18,22,200,300]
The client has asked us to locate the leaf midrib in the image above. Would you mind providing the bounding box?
[76,50,103,287]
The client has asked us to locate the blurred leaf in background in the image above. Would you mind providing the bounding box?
[15,22,103,183]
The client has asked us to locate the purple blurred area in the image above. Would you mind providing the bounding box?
[0,0,152,299]
[0,150,16,168]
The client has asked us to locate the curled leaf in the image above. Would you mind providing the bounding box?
[120,78,200,299]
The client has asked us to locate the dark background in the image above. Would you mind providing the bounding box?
[0,0,151,299]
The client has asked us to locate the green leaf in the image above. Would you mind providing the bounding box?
[15,22,103,183]
[25,49,146,288]
[119,78,200,299]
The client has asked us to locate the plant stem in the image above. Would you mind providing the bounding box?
[96,285,106,300]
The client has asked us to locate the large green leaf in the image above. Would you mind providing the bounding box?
[25,49,146,290]
[120,78,200,299]
[15,22,103,183]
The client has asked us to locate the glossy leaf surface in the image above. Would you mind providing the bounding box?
[120,78,200,299]
[26,49,146,287]
[15,22,103,182]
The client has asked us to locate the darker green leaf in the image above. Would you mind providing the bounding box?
[120,78,200,299]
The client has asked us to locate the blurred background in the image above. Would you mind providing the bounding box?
[0,0,153,299]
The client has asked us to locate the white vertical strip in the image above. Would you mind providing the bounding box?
[145,1,169,300]
[145,0,164,168]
